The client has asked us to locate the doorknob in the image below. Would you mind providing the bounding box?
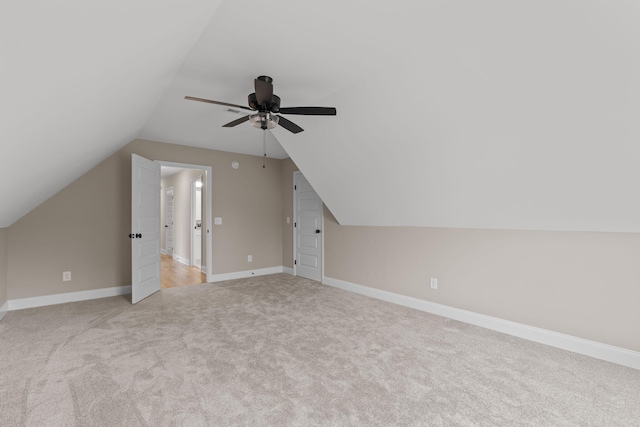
[316,229,321,233]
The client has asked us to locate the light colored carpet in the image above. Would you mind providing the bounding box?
[1,274,638,426]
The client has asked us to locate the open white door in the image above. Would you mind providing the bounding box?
[132,154,161,304]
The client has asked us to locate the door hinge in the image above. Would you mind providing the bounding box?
[294,260,297,265]
[294,222,296,227]
[294,185,297,190]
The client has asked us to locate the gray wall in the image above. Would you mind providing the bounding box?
[7,139,283,300]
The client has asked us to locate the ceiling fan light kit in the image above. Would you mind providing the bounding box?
[249,112,279,130]
[185,75,336,134]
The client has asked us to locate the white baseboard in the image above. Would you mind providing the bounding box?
[283,267,294,275]
[173,254,190,266]
[3,266,290,312]
[210,266,284,282]
[0,300,8,321]
[7,285,132,311]
[160,248,167,255]
[201,266,207,274]
[322,276,640,371]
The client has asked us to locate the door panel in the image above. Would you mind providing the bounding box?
[299,253,318,268]
[295,173,323,282]
[299,235,318,249]
[132,154,161,304]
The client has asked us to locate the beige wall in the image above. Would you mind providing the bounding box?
[323,210,640,352]
[0,228,7,310]
[7,139,283,300]
[281,163,640,352]
[6,143,640,354]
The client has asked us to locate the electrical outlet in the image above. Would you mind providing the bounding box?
[248,255,252,262]
[287,217,290,224]
[63,271,71,281]
[430,277,438,290]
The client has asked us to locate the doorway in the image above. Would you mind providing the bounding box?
[131,156,213,303]
[159,163,212,288]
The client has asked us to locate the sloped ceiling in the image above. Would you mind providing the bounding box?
[0,0,224,227]
[2,1,640,232]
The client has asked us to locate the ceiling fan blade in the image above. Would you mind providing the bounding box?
[278,107,337,115]
[185,96,252,111]
[222,115,251,127]
[277,115,304,134]
[254,78,273,106]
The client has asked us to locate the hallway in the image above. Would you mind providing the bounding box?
[161,254,206,289]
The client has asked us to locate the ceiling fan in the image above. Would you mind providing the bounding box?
[185,76,336,134]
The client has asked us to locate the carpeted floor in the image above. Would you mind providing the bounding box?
[1,274,638,426]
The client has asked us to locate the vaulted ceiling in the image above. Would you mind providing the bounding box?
[2,1,640,231]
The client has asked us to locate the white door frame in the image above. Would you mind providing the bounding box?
[159,161,213,283]
[293,171,324,281]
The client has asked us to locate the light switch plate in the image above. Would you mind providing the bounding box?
[214,217,222,225]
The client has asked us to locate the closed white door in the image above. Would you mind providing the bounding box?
[131,154,161,304]
[165,188,174,257]
[294,172,323,282]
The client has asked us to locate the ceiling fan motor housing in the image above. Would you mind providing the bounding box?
[248,93,280,112]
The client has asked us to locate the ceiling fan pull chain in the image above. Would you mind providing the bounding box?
[263,130,266,168]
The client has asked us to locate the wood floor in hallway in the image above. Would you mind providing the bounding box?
[161,253,206,289]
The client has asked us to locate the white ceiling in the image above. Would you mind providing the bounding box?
[2,1,640,232]
[1,0,223,227]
